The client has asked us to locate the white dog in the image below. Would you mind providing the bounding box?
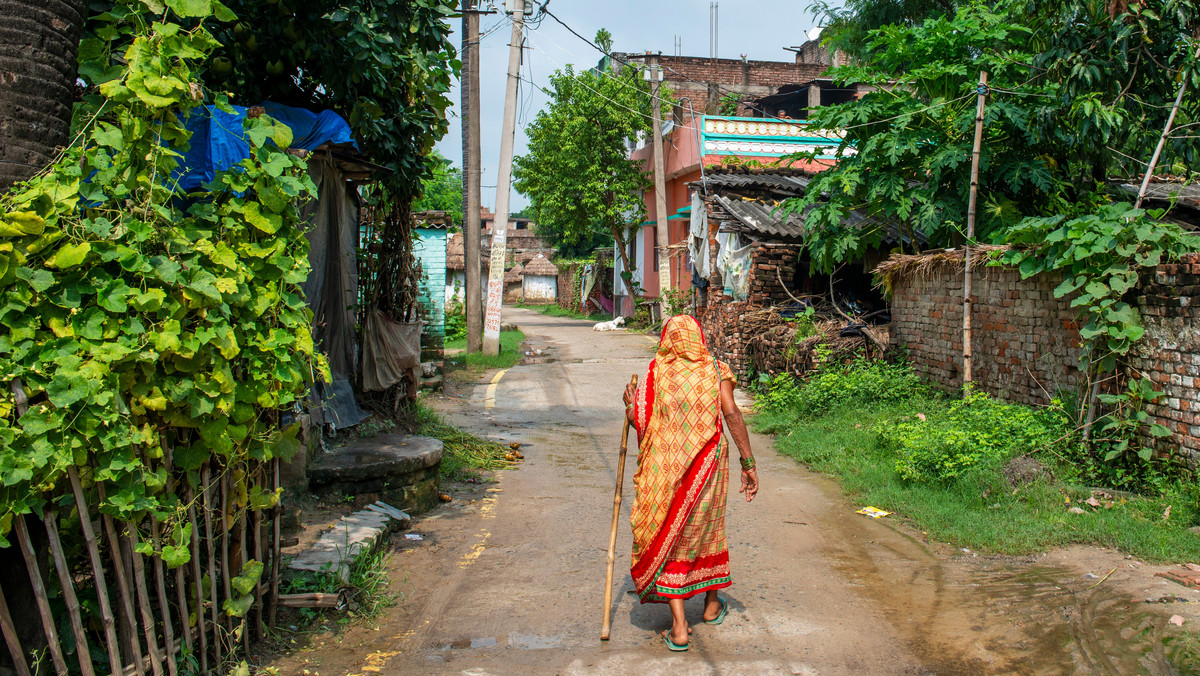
[593,316,625,331]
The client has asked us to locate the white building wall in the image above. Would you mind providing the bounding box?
[523,275,557,303]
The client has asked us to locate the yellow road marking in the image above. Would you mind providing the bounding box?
[484,368,508,409]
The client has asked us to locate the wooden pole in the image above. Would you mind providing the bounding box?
[463,0,485,352]
[220,473,234,639]
[1135,43,1198,210]
[601,374,639,641]
[268,459,282,629]
[0,581,31,676]
[201,466,222,664]
[126,529,166,676]
[68,466,124,672]
[43,510,96,676]
[185,488,209,673]
[13,515,68,674]
[148,519,178,676]
[97,483,145,674]
[962,71,988,387]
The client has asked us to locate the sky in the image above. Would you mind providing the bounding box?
[433,1,826,212]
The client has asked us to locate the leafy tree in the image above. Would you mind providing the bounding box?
[413,149,463,228]
[514,52,667,297]
[783,0,1200,272]
[199,0,460,202]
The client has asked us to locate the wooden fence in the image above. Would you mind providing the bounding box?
[1,454,285,676]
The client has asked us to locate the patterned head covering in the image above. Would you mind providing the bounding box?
[656,315,711,364]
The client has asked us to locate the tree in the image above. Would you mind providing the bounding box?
[513,51,666,298]
[783,0,1200,272]
[413,149,464,228]
[0,0,85,190]
[202,0,459,203]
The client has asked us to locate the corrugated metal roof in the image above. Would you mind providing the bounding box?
[715,195,805,241]
[715,195,919,247]
[701,173,811,195]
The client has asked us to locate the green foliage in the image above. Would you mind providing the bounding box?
[0,2,321,555]
[754,371,1200,562]
[1001,203,1200,372]
[413,150,464,229]
[201,0,460,200]
[718,92,741,116]
[1095,377,1174,461]
[756,359,932,416]
[513,48,668,298]
[788,306,819,341]
[784,0,1200,273]
[411,401,510,481]
[881,389,1076,483]
[444,294,467,343]
[445,329,525,371]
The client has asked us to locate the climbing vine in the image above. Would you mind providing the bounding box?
[999,201,1200,461]
[0,0,322,561]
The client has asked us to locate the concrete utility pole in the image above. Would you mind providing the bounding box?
[462,1,484,353]
[962,71,988,386]
[647,54,671,319]
[483,0,526,355]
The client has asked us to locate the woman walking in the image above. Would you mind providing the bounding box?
[622,315,759,651]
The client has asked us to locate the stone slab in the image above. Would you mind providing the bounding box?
[288,502,412,581]
[309,434,443,486]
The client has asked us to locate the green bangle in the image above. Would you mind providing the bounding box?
[740,456,756,471]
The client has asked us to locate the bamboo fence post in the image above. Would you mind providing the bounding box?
[237,502,250,653]
[164,449,194,665]
[0,562,32,676]
[201,465,223,664]
[43,510,96,676]
[220,472,234,640]
[98,483,145,674]
[267,459,282,629]
[68,466,124,673]
[962,71,988,387]
[251,499,265,642]
[13,515,68,674]
[148,519,178,676]
[125,528,166,676]
[186,488,209,673]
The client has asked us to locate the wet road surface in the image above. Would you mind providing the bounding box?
[267,307,1200,676]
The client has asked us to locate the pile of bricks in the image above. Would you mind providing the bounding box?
[888,252,1200,468]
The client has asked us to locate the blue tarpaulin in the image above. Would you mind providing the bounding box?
[175,102,357,192]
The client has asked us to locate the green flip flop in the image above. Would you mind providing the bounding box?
[663,632,689,652]
[703,596,728,625]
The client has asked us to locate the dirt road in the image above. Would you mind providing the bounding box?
[268,308,1200,676]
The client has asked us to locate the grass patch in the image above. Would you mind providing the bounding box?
[279,543,396,626]
[413,400,510,480]
[516,302,611,322]
[444,328,525,371]
[753,362,1200,562]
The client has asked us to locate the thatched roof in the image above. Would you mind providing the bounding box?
[504,262,524,284]
[523,254,559,277]
[873,245,1012,289]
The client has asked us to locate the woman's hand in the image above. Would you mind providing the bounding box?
[739,468,759,502]
[623,381,636,409]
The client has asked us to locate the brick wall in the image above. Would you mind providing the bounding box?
[616,53,829,114]
[889,252,1200,467]
[1131,254,1200,465]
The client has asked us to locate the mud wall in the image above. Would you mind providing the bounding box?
[889,253,1200,468]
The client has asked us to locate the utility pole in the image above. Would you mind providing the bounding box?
[647,53,671,319]
[962,71,988,386]
[483,0,525,355]
[462,0,484,353]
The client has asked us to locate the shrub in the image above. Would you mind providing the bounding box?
[757,359,932,415]
[445,295,467,342]
[881,390,1076,483]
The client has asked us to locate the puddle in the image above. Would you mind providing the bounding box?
[819,498,1200,674]
[433,633,567,651]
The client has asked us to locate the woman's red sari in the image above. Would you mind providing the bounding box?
[629,315,734,603]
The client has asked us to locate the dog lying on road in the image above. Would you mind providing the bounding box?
[593,316,625,331]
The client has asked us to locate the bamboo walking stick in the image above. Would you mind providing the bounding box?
[601,374,639,641]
